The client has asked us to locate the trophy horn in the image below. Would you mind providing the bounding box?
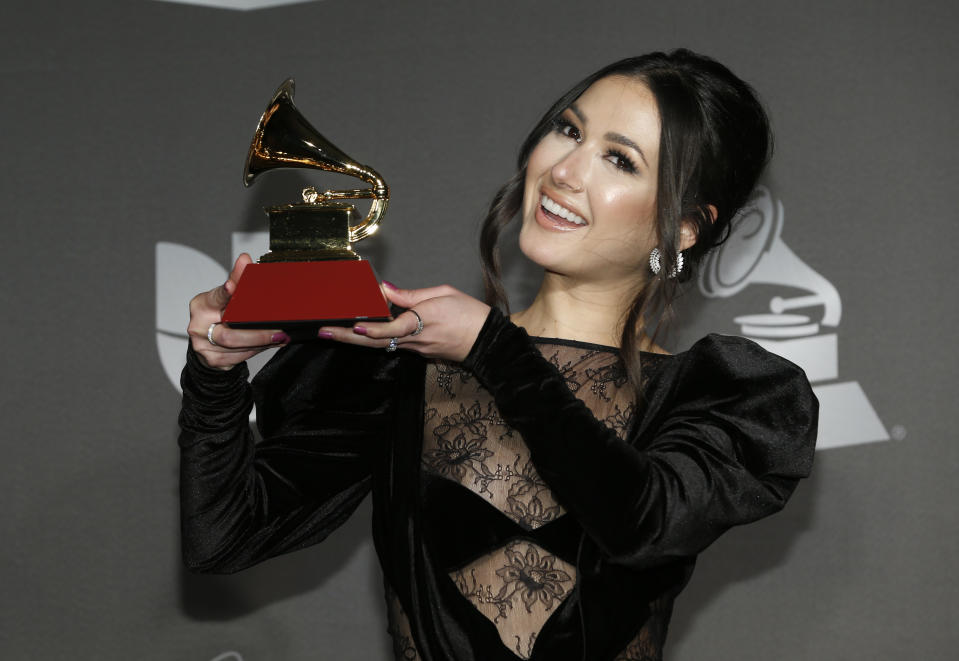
[243,78,389,242]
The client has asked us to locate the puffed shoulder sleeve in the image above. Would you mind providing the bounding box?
[463,309,818,568]
[178,342,394,574]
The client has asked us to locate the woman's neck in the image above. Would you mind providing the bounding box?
[510,273,639,348]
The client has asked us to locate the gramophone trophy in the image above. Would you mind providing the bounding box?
[221,78,392,337]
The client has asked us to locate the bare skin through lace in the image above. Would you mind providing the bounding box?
[418,343,636,659]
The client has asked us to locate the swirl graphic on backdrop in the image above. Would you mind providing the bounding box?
[699,186,887,449]
[156,232,274,419]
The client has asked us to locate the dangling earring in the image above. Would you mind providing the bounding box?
[649,248,684,278]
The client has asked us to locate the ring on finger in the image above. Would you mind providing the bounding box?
[207,322,221,347]
[408,309,424,336]
[386,337,398,352]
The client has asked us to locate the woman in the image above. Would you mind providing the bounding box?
[180,49,817,661]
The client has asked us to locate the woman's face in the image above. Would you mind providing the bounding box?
[519,76,662,287]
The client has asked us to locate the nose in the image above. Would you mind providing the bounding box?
[550,144,587,192]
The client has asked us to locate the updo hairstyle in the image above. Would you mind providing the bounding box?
[479,49,772,395]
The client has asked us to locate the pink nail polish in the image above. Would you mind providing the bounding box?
[318,330,334,339]
[353,326,368,335]
[271,332,290,344]
[382,281,398,291]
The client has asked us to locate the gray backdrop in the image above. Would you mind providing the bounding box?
[3,0,957,659]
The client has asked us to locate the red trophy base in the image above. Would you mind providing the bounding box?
[222,260,392,339]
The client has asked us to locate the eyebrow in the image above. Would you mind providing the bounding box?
[568,103,588,125]
[604,132,649,169]
[567,103,650,169]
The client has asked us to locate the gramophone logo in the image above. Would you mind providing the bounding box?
[699,186,888,450]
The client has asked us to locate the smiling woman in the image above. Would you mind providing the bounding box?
[518,77,663,292]
[481,51,774,391]
[179,49,817,661]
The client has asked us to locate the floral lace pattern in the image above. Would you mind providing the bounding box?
[611,595,673,661]
[385,582,421,661]
[417,342,636,659]
[450,541,576,658]
[422,344,633,530]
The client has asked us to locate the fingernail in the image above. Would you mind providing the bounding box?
[382,281,398,291]
[318,330,334,340]
[353,326,368,335]
[271,332,290,344]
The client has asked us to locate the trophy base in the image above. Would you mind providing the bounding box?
[221,260,392,339]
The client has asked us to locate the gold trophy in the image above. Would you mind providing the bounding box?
[221,78,392,338]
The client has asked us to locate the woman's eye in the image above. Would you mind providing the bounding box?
[553,118,582,142]
[606,149,637,174]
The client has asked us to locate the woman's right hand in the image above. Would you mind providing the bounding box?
[187,253,289,370]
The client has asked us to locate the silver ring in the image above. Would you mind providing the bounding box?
[408,309,424,336]
[207,322,220,347]
[386,337,398,352]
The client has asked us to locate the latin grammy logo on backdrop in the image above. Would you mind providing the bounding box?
[699,186,888,450]
[156,232,273,402]
[153,0,323,10]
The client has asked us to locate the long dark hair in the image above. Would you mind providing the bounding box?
[480,49,772,396]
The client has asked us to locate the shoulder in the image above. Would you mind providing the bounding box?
[639,333,818,473]
[643,333,811,388]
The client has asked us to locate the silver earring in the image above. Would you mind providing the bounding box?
[649,248,684,278]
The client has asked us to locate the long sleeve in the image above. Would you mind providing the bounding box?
[178,342,394,574]
[463,309,818,569]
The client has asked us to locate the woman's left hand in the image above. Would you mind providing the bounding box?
[317,283,491,363]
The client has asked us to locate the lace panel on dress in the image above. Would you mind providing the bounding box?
[385,581,422,661]
[420,342,636,659]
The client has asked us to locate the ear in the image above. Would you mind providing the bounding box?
[678,204,717,252]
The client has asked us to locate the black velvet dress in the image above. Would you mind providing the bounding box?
[179,309,818,661]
